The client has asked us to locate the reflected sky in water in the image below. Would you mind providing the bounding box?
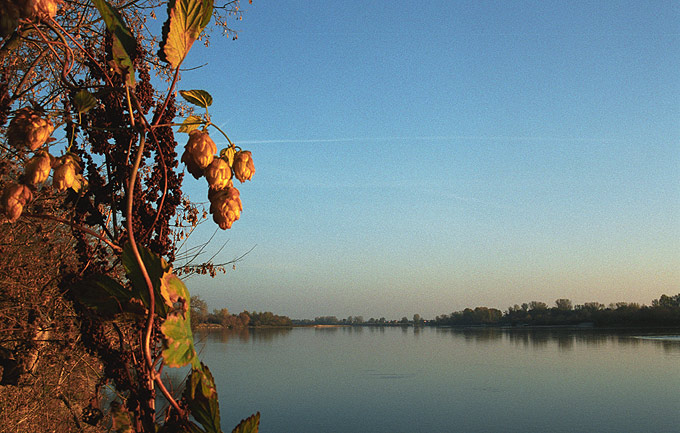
[192,327,680,433]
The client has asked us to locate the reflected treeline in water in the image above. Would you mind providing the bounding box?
[435,327,680,352]
[195,327,293,345]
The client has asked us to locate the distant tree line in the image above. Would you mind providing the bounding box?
[433,293,680,327]
[190,296,293,328]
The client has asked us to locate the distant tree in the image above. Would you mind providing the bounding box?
[413,314,422,325]
[190,295,208,324]
[529,301,548,311]
[555,298,573,311]
[400,316,409,324]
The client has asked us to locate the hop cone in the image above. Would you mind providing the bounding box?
[181,130,216,179]
[233,150,255,182]
[1,183,32,222]
[23,150,52,186]
[7,108,54,151]
[52,155,78,192]
[204,157,232,191]
[209,187,242,230]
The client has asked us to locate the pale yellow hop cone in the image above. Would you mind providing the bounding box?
[232,150,255,182]
[7,108,54,151]
[29,0,60,19]
[52,155,78,192]
[205,157,232,191]
[1,183,33,222]
[209,187,242,229]
[23,150,52,186]
[181,130,216,179]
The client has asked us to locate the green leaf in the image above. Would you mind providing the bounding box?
[91,0,136,86]
[179,90,213,108]
[74,274,136,317]
[158,0,214,69]
[178,115,204,133]
[122,242,169,318]
[161,313,197,367]
[185,363,222,433]
[74,90,97,114]
[231,413,260,433]
[160,273,197,367]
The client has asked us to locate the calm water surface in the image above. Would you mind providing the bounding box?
[192,327,680,433]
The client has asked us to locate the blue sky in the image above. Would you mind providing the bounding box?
[174,0,679,319]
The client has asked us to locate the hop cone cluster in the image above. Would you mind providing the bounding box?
[7,108,54,151]
[180,128,255,230]
[1,108,83,222]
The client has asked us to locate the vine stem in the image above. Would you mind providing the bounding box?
[153,66,181,127]
[126,114,184,417]
[208,122,235,147]
[125,134,156,406]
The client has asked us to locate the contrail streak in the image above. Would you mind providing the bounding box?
[234,135,621,145]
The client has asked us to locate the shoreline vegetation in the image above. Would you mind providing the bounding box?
[191,292,680,330]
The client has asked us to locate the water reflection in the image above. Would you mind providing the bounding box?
[195,326,292,345]
[195,326,680,355]
[434,327,680,352]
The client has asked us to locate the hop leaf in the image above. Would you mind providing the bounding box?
[178,115,204,133]
[232,413,260,433]
[74,90,97,114]
[179,90,213,108]
[158,0,214,68]
[91,0,136,86]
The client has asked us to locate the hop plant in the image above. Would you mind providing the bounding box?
[7,107,54,151]
[52,154,79,192]
[209,187,242,229]
[26,0,60,19]
[204,157,232,191]
[1,183,33,222]
[232,150,255,182]
[23,150,52,186]
[181,130,216,179]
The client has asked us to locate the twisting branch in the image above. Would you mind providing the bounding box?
[23,212,122,252]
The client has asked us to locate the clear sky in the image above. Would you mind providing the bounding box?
[174,0,680,319]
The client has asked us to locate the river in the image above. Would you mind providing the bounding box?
[191,326,680,432]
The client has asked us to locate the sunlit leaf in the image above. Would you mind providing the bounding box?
[179,90,213,108]
[231,413,260,433]
[178,115,204,133]
[161,312,197,367]
[185,363,222,433]
[160,274,197,367]
[158,0,214,68]
[91,0,136,86]
[74,90,97,113]
[122,242,169,317]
